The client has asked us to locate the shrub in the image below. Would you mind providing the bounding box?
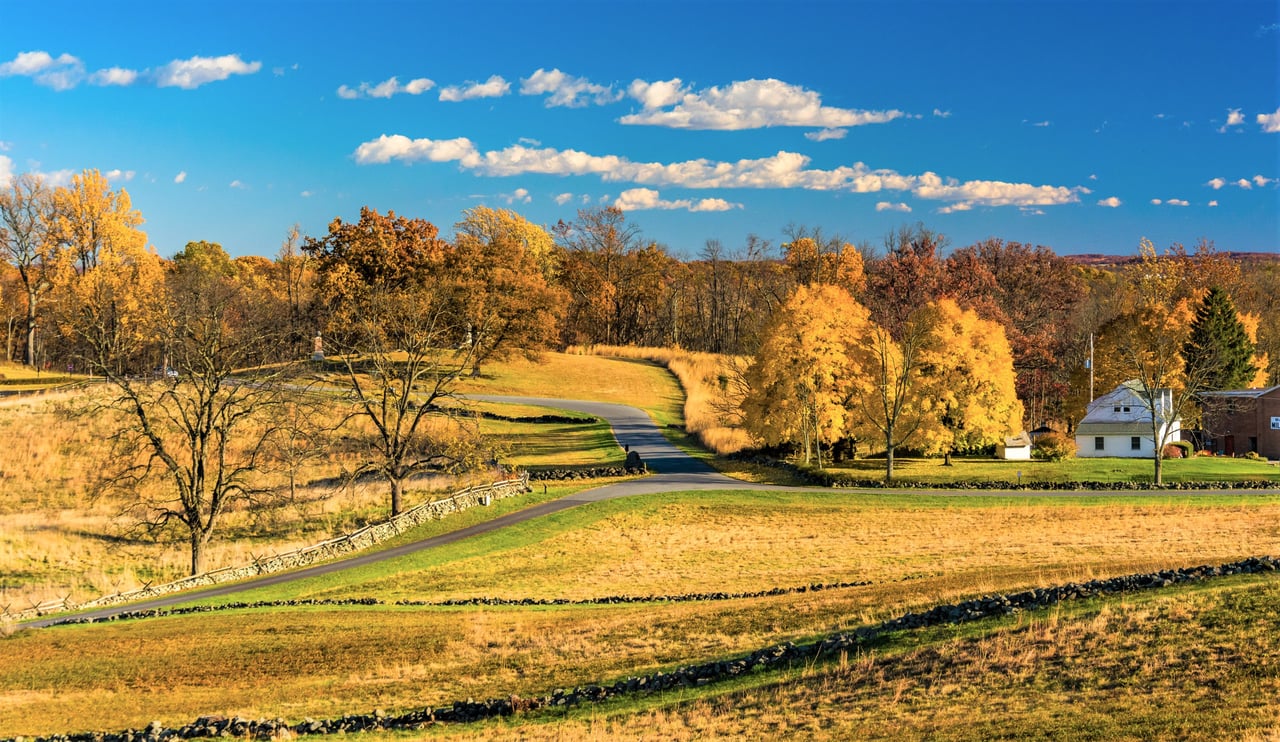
[1244,451,1264,461]
[1033,432,1076,461]
[1162,444,1184,459]
[1167,440,1193,458]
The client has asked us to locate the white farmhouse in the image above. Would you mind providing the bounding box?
[1075,381,1181,458]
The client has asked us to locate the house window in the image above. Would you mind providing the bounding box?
[1113,406,1121,413]
[1095,437,1105,451]
[1131,436,1141,451]
[1122,406,1131,413]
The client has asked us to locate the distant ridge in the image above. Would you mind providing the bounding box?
[1064,251,1280,267]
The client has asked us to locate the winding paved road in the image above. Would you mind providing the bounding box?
[19,395,1278,629]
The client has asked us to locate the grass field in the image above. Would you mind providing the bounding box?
[5,350,1280,739]
[4,489,1280,735]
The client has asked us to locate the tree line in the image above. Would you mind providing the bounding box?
[2,169,1277,570]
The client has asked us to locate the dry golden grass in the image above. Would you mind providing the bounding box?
[3,488,1280,734]
[457,351,687,426]
[0,390,499,608]
[424,579,1280,741]
[0,353,675,608]
[570,345,754,454]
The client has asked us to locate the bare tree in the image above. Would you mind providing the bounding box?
[329,285,485,516]
[77,241,299,575]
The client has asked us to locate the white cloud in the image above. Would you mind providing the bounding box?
[439,75,510,102]
[1208,200,1219,207]
[300,190,313,198]
[153,54,261,89]
[1167,198,1189,206]
[0,50,85,90]
[1151,199,1162,205]
[1089,174,1098,181]
[501,187,532,204]
[89,67,138,86]
[805,128,848,142]
[1253,175,1273,187]
[1097,196,1122,208]
[0,155,13,186]
[354,136,1085,209]
[875,201,912,212]
[353,134,481,167]
[613,187,741,212]
[621,78,904,130]
[936,202,973,214]
[104,169,135,182]
[174,171,187,184]
[337,75,435,99]
[1206,177,1226,189]
[1218,108,1245,133]
[520,68,621,107]
[229,179,247,189]
[1235,178,1252,189]
[1027,120,1051,127]
[554,192,574,205]
[1258,108,1280,133]
[628,78,686,109]
[933,108,952,118]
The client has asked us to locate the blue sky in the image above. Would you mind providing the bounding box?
[2,0,1277,259]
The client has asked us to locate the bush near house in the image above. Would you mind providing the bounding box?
[1033,431,1077,461]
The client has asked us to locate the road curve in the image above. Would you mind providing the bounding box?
[20,395,1277,628]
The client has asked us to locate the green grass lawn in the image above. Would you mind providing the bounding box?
[824,454,1280,484]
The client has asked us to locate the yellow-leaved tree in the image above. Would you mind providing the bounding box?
[49,169,160,373]
[742,284,876,467]
[915,299,1024,464]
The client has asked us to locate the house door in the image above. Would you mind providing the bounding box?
[1224,435,1235,456]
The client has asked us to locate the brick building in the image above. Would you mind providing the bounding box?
[1200,385,1280,460]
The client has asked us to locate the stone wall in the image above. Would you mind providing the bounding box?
[7,475,529,623]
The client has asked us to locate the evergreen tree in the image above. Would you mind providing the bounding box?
[1183,287,1257,390]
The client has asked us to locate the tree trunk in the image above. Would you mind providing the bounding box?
[943,451,953,467]
[24,305,37,368]
[190,530,206,576]
[885,445,896,482]
[390,477,404,516]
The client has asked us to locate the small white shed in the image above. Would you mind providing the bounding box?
[997,432,1033,460]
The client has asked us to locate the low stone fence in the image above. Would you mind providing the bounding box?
[6,475,529,623]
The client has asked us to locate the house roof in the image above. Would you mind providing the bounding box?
[1200,384,1280,400]
[1002,432,1032,448]
[1079,380,1179,428]
[1076,422,1155,436]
